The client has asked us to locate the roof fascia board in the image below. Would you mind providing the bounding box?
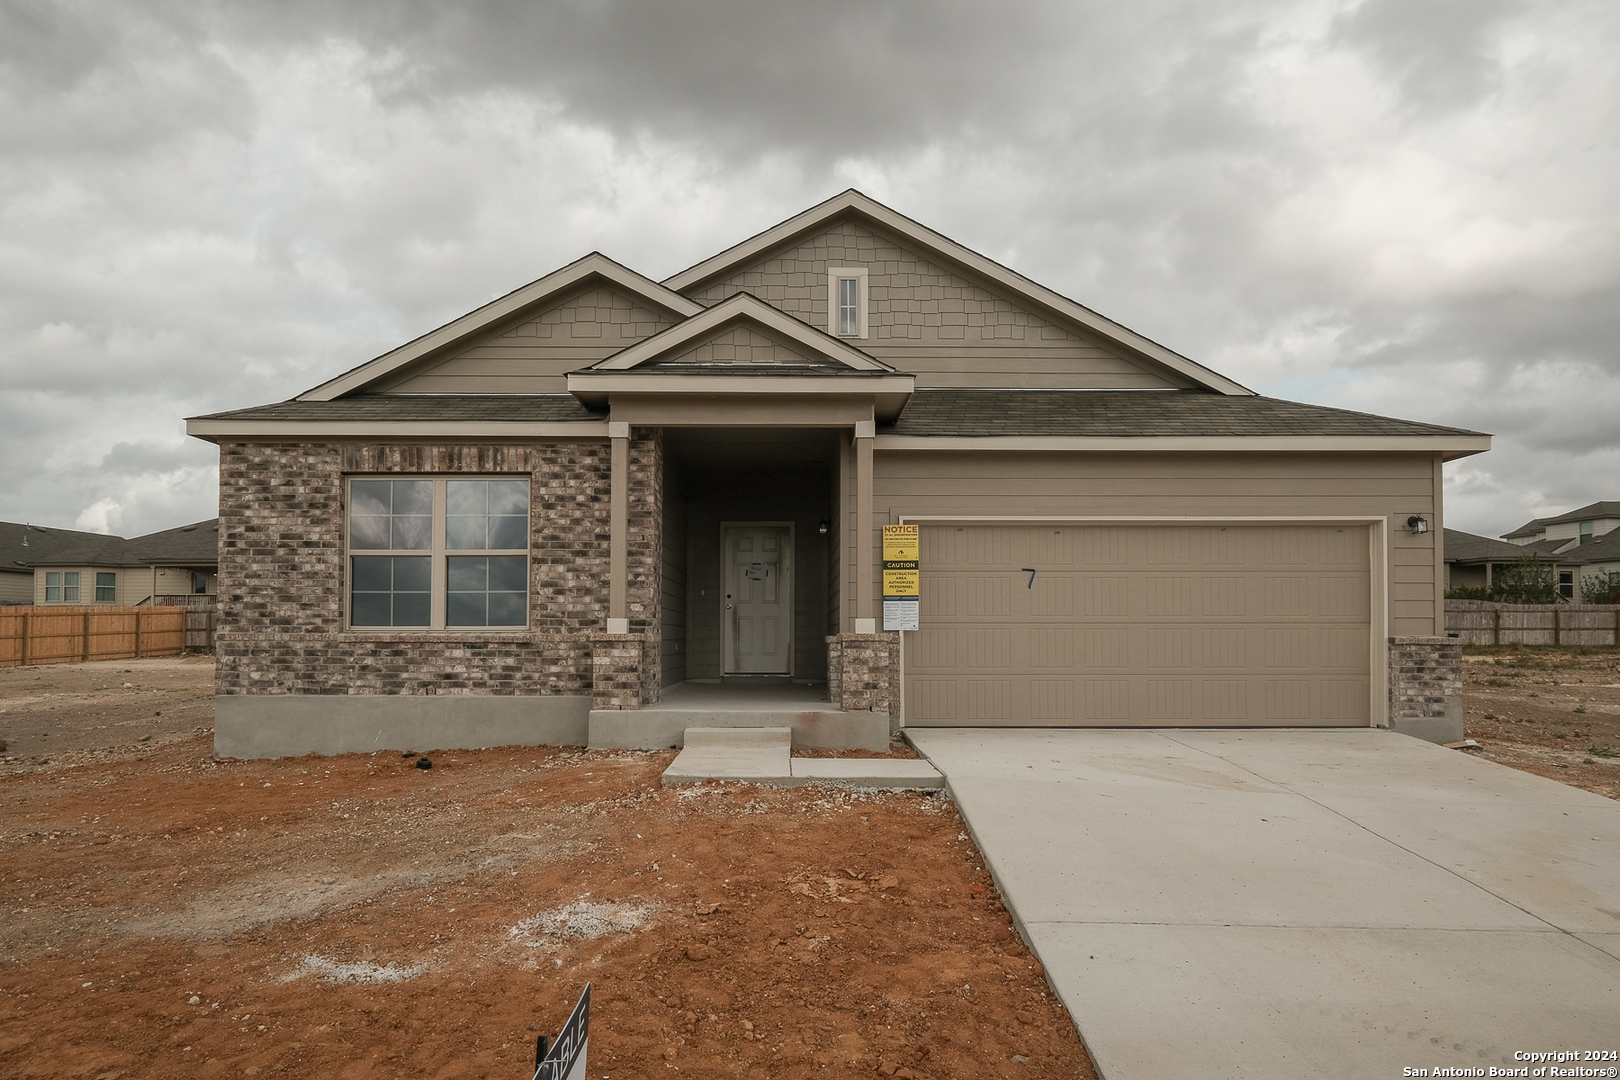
[186,419,610,441]
[663,190,1254,396]
[297,254,704,402]
[873,434,1492,459]
[567,374,915,395]
[585,292,889,372]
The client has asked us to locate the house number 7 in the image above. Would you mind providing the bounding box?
[1021,568,1037,588]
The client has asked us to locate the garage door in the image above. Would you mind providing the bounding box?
[905,524,1370,726]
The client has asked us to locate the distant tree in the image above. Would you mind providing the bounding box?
[1491,554,1565,605]
[1580,572,1620,605]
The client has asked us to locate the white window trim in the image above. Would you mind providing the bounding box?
[827,267,869,339]
[344,475,531,631]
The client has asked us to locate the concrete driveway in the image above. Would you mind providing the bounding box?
[908,729,1620,1080]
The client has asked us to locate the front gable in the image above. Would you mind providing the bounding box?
[375,282,685,394]
[300,253,701,401]
[666,191,1250,394]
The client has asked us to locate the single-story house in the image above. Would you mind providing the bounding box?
[0,521,127,605]
[1442,528,1585,597]
[186,190,1489,758]
[25,519,219,607]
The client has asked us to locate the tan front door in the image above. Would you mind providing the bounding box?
[906,524,1371,726]
[724,525,792,674]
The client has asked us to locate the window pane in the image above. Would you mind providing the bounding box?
[393,556,431,591]
[488,481,528,516]
[352,556,393,591]
[63,572,79,602]
[350,592,391,626]
[393,591,431,627]
[488,555,527,592]
[392,481,433,515]
[350,481,392,517]
[446,481,487,516]
[350,515,390,549]
[392,515,432,550]
[65,572,79,586]
[488,591,526,626]
[446,591,486,627]
[446,516,486,550]
[488,515,527,550]
[96,572,116,602]
[447,557,488,591]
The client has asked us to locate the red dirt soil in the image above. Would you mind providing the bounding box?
[0,659,1094,1080]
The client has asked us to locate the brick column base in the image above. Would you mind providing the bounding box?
[1388,635,1463,743]
[826,633,900,715]
[591,633,648,710]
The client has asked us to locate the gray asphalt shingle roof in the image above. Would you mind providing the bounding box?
[21,519,219,568]
[0,521,126,572]
[879,390,1485,437]
[192,395,603,422]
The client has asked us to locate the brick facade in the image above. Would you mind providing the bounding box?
[826,632,900,714]
[216,436,660,700]
[1387,636,1463,722]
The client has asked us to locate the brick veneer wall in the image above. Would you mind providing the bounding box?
[826,632,899,714]
[1388,636,1462,722]
[215,436,660,700]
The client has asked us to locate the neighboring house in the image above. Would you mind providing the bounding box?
[27,519,219,606]
[185,190,1490,758]
[0,521,126,605]
[1442,528,1584,596]
[1501,501,1620,548]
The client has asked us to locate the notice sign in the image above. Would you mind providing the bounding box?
[882,524,921,631]
[533,982,590,1080]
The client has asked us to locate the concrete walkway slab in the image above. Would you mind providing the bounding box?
[660,728,943,789]
[909,728,1620,1080]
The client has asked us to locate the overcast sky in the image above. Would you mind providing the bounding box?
[2,0,1616,539]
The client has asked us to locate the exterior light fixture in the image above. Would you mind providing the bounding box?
[818,520,830,536]
[1405,515,1429,535]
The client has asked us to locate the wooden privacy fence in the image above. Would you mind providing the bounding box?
[1445,600,1620,646]
[0,606,188,667]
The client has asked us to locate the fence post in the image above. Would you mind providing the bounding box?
[81,612,91,662]
[20,612,29,666]
[1553,608,1561,647]
[135,610,144,659]
[1493,608,1500,647]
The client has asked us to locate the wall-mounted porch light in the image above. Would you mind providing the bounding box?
[1403,515,1429,535]
[818,520,830,536]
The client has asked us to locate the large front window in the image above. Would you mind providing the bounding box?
[347,477,529,629]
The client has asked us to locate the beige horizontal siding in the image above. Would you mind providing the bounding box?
[871,450,1440,637]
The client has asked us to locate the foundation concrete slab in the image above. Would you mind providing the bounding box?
[215,694,590,759]
[908,728,1620,1080]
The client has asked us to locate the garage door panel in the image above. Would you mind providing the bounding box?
[906,524,1372,728]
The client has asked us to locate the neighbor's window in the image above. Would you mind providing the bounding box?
[192,571,209,594]
[46,571,80,602]
[827,267,868,338]
[95,572,116,602]
[347,477,529,629]
[1580,521,1594,544]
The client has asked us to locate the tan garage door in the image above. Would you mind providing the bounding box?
[905,524,1370,726]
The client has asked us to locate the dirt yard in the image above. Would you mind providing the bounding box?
[1461,645,1620,801]
[0,659,1093,1080]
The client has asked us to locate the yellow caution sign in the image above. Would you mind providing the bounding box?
[883,524,919,562]
[882,567,920,598]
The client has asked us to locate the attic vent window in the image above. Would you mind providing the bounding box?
[827,267,868,339]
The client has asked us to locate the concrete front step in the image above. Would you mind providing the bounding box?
[590,708,889,752]
[661,727,944,789]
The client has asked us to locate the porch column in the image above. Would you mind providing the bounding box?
[854,419,875,633]
[608,421,629,634]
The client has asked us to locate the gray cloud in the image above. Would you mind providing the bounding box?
[0,0,1617,541]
